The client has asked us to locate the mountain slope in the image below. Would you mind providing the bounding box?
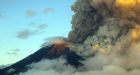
[1,44,84,75]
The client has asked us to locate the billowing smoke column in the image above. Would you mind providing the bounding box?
[69,0,140,44]
[68,0,140,72]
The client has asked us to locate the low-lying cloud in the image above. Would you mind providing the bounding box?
[26,8,55,18]
[26,9,36,18]
[16,24,48,39]
[0,65,6,69]
[35,24,48,30]
[6,49,20,55]
[43,8,55,14]
[16,29,35,39]
[18,54,140,75]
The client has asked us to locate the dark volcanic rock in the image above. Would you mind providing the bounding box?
[0,69,5,75]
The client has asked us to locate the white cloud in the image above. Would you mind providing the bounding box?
[7,68,15,74]
[18,56,140,75]
[19,58,75,75]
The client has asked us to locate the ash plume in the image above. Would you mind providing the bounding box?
[69,0,140,43]
[68,0,140,74]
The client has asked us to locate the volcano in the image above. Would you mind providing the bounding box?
[0,41,84,75]
[1,0,140,75]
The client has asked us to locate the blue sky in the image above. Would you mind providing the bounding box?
[0,0,75,65]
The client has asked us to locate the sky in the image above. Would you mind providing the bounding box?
[0,0,75,65]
